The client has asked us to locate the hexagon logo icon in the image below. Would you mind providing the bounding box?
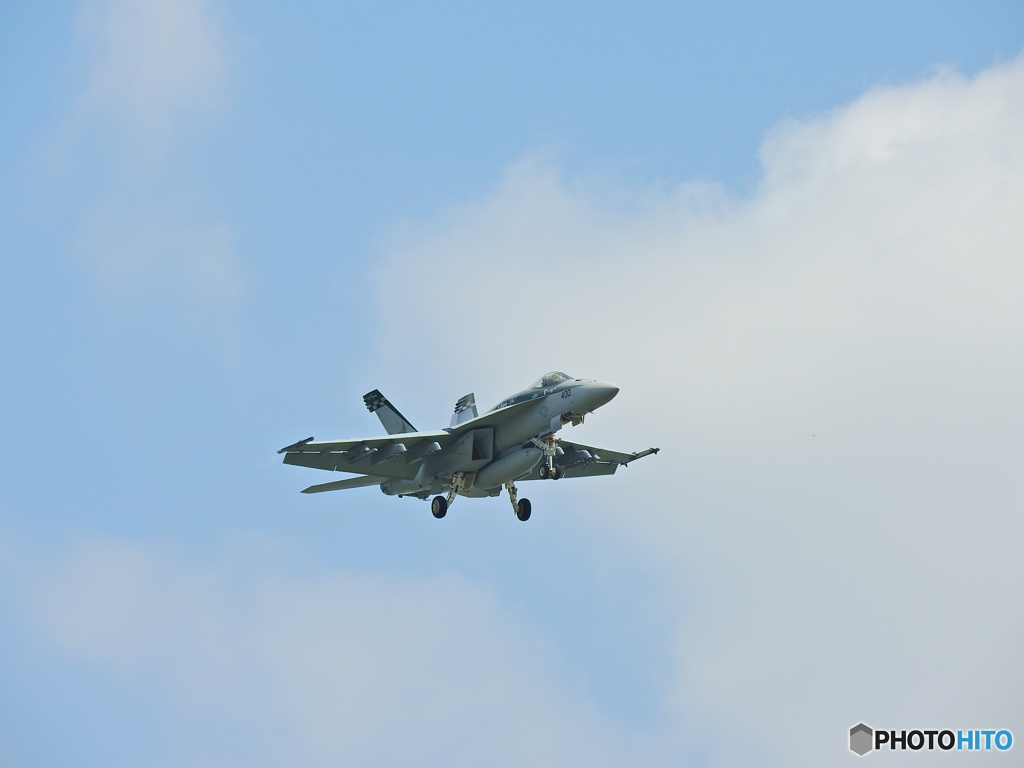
[850,723,874,756]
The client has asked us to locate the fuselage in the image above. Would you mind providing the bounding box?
[398,375,619,498]
[486,377,619,456]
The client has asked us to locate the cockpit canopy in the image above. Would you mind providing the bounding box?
[531,371,573,388]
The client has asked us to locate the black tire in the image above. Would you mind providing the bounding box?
[431,495,448,518]
[516,498,532,521]
[538,464,550,480]
[550,465,563,480]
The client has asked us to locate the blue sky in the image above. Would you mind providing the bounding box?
[2,2,1024,766]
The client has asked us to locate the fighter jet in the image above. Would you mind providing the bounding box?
[279,372,658,521]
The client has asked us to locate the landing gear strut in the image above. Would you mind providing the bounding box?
[432,473,467,519]
[532,435,562,480]
[431,495,447,518]
[446,472,467,507]
[504,481,531,521]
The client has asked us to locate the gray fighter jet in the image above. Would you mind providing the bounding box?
[279,372,658,521]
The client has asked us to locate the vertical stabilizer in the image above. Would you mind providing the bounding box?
[450,393,478,428]
[363,390,417,434]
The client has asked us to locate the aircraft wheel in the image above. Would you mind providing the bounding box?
[538,464,550,480]
[516,498,532,521]
[550,465,563,480]
[431,495,448,518]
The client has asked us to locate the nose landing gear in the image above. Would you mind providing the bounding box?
[538,464,563,480]
[532,435,563,481]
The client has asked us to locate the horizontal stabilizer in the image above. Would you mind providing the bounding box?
[450,393,478,428]
[301,475,387,494]
[363,390,417,434]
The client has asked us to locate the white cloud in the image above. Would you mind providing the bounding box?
[21,535,628,767]
[75,0,229,160]
[371,56,1024,765]
[62,0,241,316]
[17,51,1024,768]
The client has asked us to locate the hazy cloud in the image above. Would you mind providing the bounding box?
[14,51,1024,768]
[62,0,241,316]
[20,535,628,767]
[372,57,1024,765]
[76,0,229,157]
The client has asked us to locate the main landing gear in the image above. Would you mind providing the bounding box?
[516,498,531,521]
[504,481,531,521]
[431,473,468,519]
[431,495,447,518]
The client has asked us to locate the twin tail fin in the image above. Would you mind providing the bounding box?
[450,393,478,428]
[363,390,417,434]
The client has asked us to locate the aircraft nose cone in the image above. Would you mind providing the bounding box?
[587,381,619,410]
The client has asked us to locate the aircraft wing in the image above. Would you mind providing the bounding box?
[279,397,545,486]
[278,430,452,480]
[518,440,659,481]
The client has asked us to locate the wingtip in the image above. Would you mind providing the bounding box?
[278,436,315,454]
[624,447,660,464]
